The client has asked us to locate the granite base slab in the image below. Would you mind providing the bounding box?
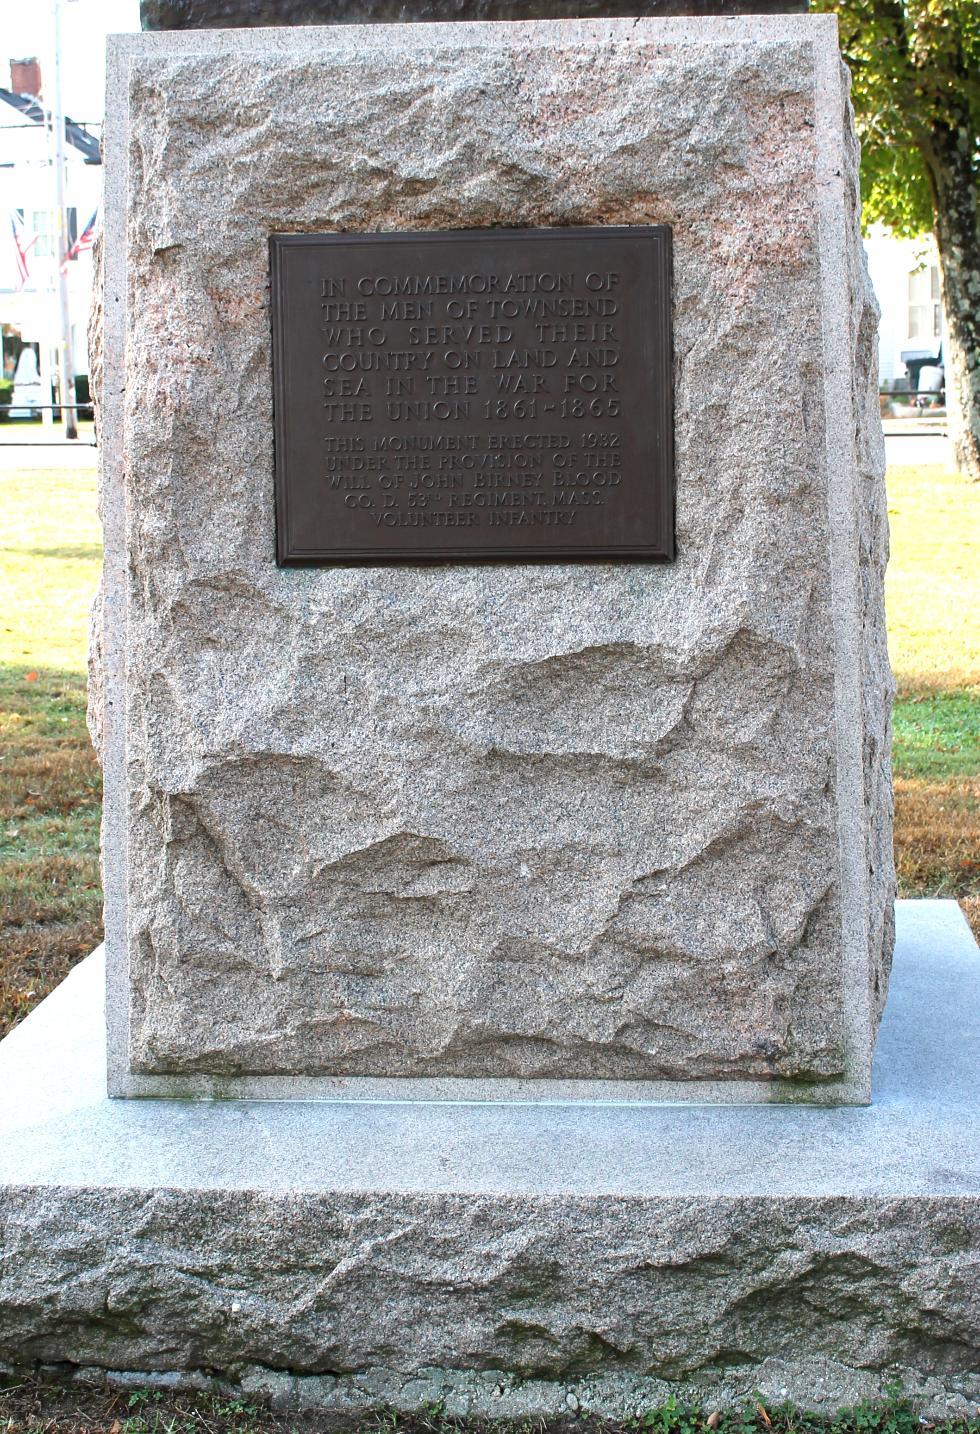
[0,900,977,1414]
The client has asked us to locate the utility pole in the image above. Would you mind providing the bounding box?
[49,0,78,440]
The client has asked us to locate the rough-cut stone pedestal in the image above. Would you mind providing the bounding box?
[1,903,977,1412]
[93,16,893,1101]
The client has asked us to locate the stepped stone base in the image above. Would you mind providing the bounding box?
[0,901,978,1415]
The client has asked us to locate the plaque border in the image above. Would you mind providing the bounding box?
[270,226,674,566]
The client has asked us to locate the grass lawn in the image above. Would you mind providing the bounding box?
[0,458,977,1042]
[886,463,979,935]
[0,461,103,1038]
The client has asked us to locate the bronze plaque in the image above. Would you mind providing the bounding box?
[270,226,673,564]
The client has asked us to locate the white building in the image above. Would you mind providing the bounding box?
[0,57,101,399]
[864,229,946,394]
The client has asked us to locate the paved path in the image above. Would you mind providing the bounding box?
[0,424,97,471]
[884,431,953,468]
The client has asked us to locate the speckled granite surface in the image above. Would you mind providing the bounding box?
[90,17,893,1098]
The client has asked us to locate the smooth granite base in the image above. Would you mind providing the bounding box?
[0,900,978,1414]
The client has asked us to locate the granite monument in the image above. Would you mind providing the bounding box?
[4,10,976,1418]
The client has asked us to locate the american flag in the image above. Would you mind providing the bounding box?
[61,209,98,271]
[10,212,38,289]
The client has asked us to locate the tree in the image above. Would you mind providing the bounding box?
[815,0,980,479]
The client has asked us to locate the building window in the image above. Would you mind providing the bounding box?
[29,210,56,260]
[908,264,942,340]
[22,210,78,267]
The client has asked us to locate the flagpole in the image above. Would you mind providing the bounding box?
[49,0,78,440]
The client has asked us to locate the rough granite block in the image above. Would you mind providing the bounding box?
[92,15,894,1100]
[0,904,977,1409]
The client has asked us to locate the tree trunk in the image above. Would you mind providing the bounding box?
[919,112,980,481]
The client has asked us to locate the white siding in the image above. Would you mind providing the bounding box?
[864,230,946,388]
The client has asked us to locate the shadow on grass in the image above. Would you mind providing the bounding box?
[0,662,103,1041]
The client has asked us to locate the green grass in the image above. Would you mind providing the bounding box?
[884,462,979,932]
[0,665,101,914]
[893,689,980,780]
[884,464,979,689]
[0,463,103,1036]
[0,464,101,673]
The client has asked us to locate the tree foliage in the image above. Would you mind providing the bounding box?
[814,0,980,476]
[815,0,980,236]
[858,137,934,238]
